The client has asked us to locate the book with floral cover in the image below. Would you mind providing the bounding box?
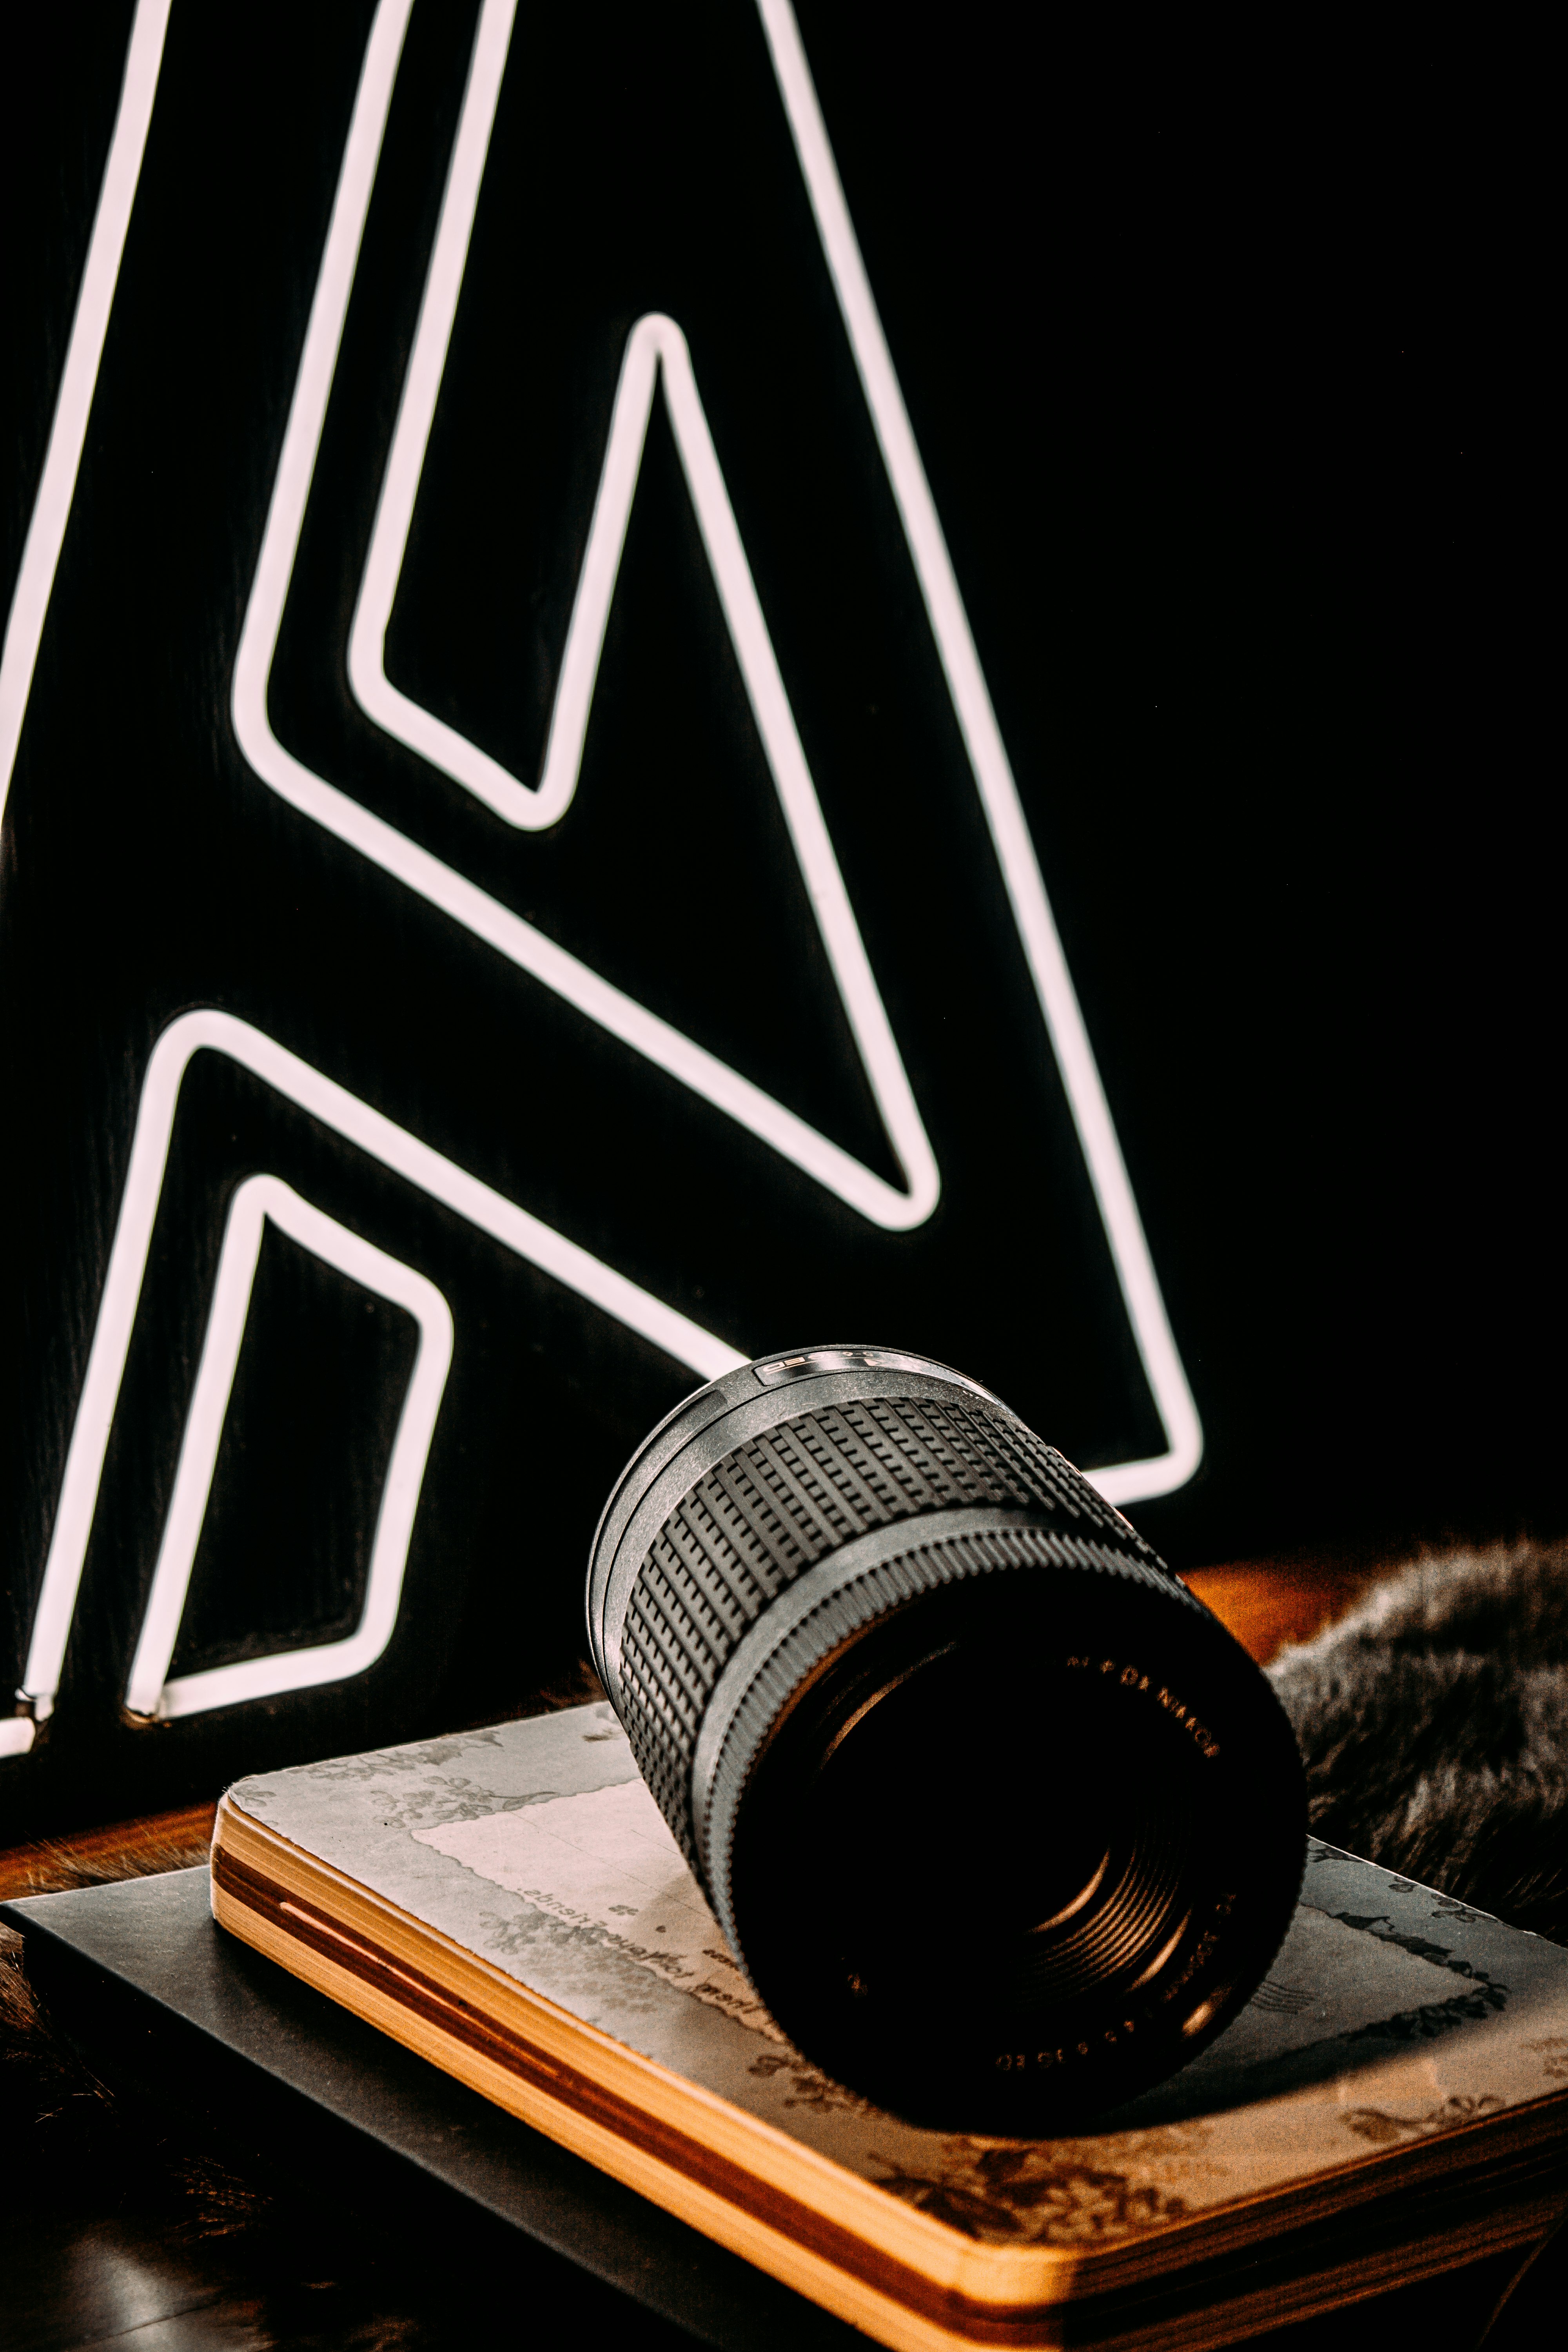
[211,1702,1568,2351]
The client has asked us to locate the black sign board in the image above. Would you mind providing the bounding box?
[2,2,1555,1831]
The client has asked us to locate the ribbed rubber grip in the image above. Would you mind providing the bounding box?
[613,1390,1176,1872]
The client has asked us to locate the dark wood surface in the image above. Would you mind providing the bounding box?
[1,1570,1557,2349]
[0,1797,218,1904]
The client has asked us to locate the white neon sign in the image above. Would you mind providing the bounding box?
[234,0,938,1234]
[354,296,941,1229]
[759,0,1201,1504]
[7,1008,744,1757]
[123,1175,452,1722]
[0,0,170,831]
[234,0,1200,1496]
[0,3,1207,1765]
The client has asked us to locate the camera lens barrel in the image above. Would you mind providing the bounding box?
[588,1347,1305,2129]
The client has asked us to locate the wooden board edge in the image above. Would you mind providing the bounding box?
[212,1790,1095,2317]
[212,1873,1045,2352]
[1088,2185,1568,2352]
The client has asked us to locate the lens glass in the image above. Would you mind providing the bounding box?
[729,1576,1299,2127]
[804,1636,1198,2011]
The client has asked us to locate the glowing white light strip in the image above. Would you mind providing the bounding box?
[0,3,1202,1762]
[0,0,171,832]
[12,1007,744,1750]
[236,0,937,1232]
[364,303,938,1223]
[757,0,1203,1506]
[348,0,526,824]
[123,1175,453,1720]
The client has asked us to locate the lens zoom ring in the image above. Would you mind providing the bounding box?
[615,1396,1159,1867]
[701,1524,1198,1955]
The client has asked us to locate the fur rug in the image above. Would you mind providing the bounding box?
[1270,1539,1568,1943]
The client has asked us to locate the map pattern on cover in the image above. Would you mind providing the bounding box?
[228,1705,1568,2247]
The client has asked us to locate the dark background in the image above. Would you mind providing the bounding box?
[2,3,1557,1838]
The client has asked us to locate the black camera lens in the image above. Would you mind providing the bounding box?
[587,1346,1305,2130]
